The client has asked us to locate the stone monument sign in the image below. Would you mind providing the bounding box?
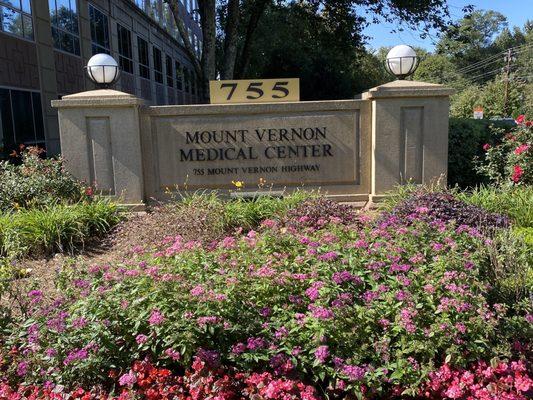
[52,80,453,207]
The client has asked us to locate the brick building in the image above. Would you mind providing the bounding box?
[0,0,202,156]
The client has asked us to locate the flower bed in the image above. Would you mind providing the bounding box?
[0,194,531,399]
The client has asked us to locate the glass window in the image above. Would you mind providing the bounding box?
[138,36,150,79]
[49,0,80,55]
[183,68,190,93]
[153,46,163,84]
[175,60,183,90]
[0,88,45,157]
[0,1,33,40]
[11,90,34,144]
[0,88,14,157]
[166,55,173,87]
[89,4,109,55]
[117,24,133,74]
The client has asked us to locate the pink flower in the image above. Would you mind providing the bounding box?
[190,285,205,296]
[515,114,525,124]
[314,345,329,363]
[135,334,148,344]
[165,348,181,361]
[444,383,463,399]
[148,309,165,326]
[482,143,491,151]
[514,144,530,155]
[118,371,137,386]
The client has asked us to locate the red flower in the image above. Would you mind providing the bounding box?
[515,115,525,124]
[514,144,530,155]
[85,187,94,197]
[512,165,523,183]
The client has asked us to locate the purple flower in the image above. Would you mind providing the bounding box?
[342,364,366,381]
[119,371,137,386]
[148,309,165,326]
[309,305,334,320]
[135,334,148,344]
[16,361,28,376]
[190,285,205,296]
[318,251,338,261]
[246,337,267,350]
[165,348,181,361]
[232,342,246,355]
[63,348,88,366]
[314,345,329,363]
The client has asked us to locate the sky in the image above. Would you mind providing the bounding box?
[362,0,533,52]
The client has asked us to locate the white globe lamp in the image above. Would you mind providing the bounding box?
[385,45,419,80]
[86,53,120,88]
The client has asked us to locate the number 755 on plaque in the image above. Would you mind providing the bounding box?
[209,78,299,104]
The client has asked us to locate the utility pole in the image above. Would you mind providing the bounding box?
[503,48,512,117]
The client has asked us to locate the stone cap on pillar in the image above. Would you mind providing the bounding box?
[362,80,455,100]
[51,89,145,108]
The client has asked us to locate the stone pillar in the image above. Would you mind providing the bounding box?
[364,80,454,203]
[51,90,145,207]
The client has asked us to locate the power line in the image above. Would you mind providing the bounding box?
[455,43,533,75]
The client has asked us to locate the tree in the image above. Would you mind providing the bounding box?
[436,10,508,69]
[165,0,459,96]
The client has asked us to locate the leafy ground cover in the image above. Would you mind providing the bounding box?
[0,191,530,399]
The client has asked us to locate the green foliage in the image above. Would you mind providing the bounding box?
[0,200,122,258]
[448,118,515,188]
[2,194,530,394]
[513,227,533,246]
[475,121,532,186]
[174,190,312,234]
[244,3,390,100]
[0,147,87,212]
[436,10,508,70]
[457,185,533,228]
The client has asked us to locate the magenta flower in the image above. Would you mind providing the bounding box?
[135,334,148,344]
[314,345,329,363]
[118,371,137,386]
[148,309,165,326]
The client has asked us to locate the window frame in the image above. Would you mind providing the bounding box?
[175,60,183,91]
[137,35,150,80]
[166,54,174,88]
[0,0,34,41]
[153,46,163,84]
[117,23,134,74]
[88,4,110,55]
[49,0,81,56]
[0,86,46,157]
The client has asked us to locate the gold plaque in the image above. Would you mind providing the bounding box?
[209,78,299,104]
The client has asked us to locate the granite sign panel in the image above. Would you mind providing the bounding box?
[150,105,364,190]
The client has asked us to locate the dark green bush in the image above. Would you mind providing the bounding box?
[448,118,514,188]
[0,147,86,212]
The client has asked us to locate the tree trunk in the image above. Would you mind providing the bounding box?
[198,0,217,91]
[221,0,240,79]
[235,0,269,79]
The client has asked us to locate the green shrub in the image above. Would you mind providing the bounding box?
[0,147,87,212]
[457,185,533,228]
[174,190,312,233]
[475,117,532,186]
[514,227,533,246]
[0,199,122,258]
[448,118,514,188]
